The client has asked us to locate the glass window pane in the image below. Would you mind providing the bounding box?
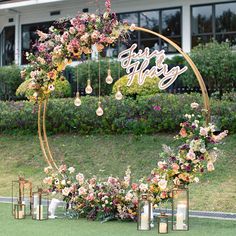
[216,33,236,50]
[192,6,212,34]
[119,13,138,41]
[140,39,161,51]
[192,35,213,48]
[161,9,181,36]
[216,2,236,33]
[140,10,159,38]
[161,37,181,53]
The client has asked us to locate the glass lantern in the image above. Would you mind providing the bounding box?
[137,194,151,231]
[157,212,168,234]
[12,176,32,216]
[172,185,189,231]
[32,188,49,221]
[14,202,26,219]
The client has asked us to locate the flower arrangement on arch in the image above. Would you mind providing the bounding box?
[43,102,228,221]
[21,0,129,102]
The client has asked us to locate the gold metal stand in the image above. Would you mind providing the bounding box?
[37,27,210,169]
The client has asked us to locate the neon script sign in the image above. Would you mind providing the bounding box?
[118,43,188,90]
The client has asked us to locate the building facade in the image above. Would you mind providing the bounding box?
[0,0,236,66]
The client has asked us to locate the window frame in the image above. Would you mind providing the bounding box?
[118,6,182,53]
[191,0,236,48]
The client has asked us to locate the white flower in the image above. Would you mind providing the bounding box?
[194,177,199,183]
[68,167,75,174]
[139,183,148,192]
[61,179,66,185]
[200,148,206,153]
[130,24,136,31]
[76,173,84,185]
[186,150,196,160]
[158,179,167,190]
[78,187,87,195]
[62,187,70,196]
[191,102,199,109]
[158,161,166,169]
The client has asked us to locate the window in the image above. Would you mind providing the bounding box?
[119,7,182,53]
[21,21,53,64]
[191,1,236,49]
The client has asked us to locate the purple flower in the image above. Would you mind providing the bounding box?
[153,105,161,111]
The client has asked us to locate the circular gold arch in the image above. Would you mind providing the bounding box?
[38,27,210,171]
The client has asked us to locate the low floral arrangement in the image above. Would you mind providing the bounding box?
[43,102,228,221]
[20,0,129,102]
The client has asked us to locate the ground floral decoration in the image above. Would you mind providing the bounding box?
[43,102,228,221]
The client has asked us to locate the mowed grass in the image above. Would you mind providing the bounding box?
[0,133,235,212]
[1,203,236,236]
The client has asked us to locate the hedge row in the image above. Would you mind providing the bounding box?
[0,93,235,134]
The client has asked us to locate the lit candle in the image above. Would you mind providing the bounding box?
[159,222,167,233]
[140,214,149,230]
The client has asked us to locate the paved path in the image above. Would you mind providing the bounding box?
[1,196,235,220]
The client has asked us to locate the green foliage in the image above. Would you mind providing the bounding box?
[64,59,126,96]
[0,65,22,101]
[16,77,72,99]
[1,93,235,134]
[181,41,236,94]
[112,74,161,97]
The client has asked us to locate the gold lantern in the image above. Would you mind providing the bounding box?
[137,194,151,231]
[172,185,189,231]
[12,176,32,216]
[32,188,49,220]
[157,212,168,234]
[14,202,26,219]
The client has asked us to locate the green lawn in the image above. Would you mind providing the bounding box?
[1,203,236,236]
[0,133,235,212]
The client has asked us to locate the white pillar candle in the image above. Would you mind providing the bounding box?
[176,213,184,230]
[177,203,187,220]
[15,210,24,219]
[36,205,44,220]
[140,214,149,230]
[159,222,167,233]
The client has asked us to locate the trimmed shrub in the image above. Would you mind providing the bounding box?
[112,74,162,98]
[0,93,235,134]
[180,41,236,95]
[0,65,22,101]
[64,59,126,96]
[16,77,72,99]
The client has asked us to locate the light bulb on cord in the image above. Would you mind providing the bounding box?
[85,79,93,94]
[74,92,81,107]
[96,101,104,116]
[115,86,123,100]
[105,69,113,84]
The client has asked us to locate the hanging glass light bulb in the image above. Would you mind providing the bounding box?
[115,86,123,100]
[105,69,113,84]
[85,79,93,94]
[96,101,104,116]
[74,92,81,107]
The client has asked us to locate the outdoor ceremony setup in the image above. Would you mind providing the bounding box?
[9,0,230,235]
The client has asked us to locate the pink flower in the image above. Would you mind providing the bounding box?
[44,166,52,174]
[89,177,96,186]
[70,18,78,26]
[139,183,148,192]
[157,161,167,170]
[131,183,138,191]
[59,164,67,173]
[80,33,89,43]
[172,163,180,171]
[186,150,196,160]
[37,30,48,41]
[78,187,87,195]
[69,27,76,34]
[158,179,167,190]
[207,162,215,172]
[62,187,71,196]
[91,30,100,40]
[153,105,161,111]
[43,177,52,185]
[86,193,95,201]
[200,127,208,137]
[38,43,46,52]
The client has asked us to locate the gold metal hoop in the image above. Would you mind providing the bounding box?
[37,27,210,170]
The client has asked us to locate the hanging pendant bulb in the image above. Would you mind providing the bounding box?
[96,101,104,116]
[85,79,93,94]
[74,92,81,107]
[115,86,123,100]
[105,69,113,84]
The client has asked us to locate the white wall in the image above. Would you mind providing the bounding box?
[0,0,235,65]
